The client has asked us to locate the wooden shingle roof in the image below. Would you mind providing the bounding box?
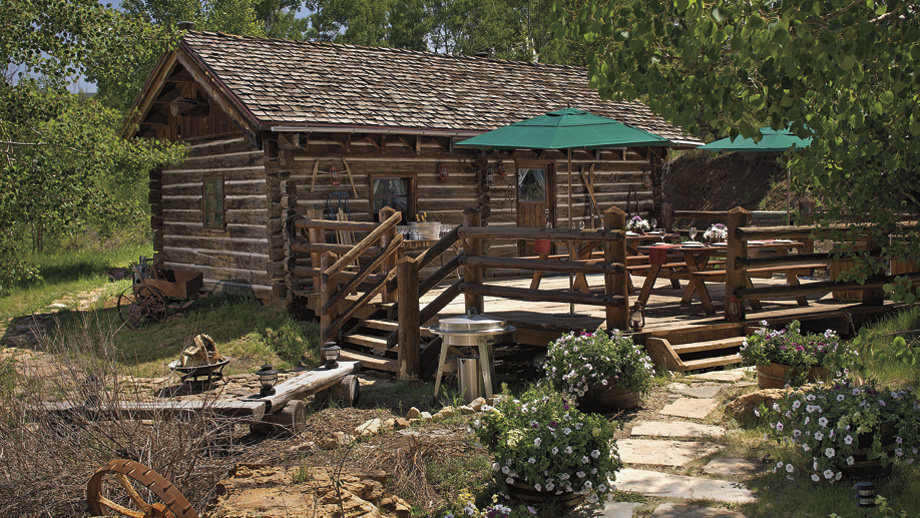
[179,31,696,143]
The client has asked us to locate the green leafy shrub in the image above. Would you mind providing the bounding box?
[543,330,654,397]
[471,387,620,505]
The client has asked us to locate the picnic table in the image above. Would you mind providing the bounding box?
[635,240,809,314]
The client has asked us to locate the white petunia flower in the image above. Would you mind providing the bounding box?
[823,469,834,479]
[825,448,835,458]
[786,464,794,473]
[811,474,820,482]
[847,456,855,465]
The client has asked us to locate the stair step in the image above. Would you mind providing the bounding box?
[680,354,742,372]
[343,333,389,350]
[339,349,398,373]
[362,319,398,332]
[672,336,746,355]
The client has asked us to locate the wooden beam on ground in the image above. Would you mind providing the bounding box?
[259,361,361,410]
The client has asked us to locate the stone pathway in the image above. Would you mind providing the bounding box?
[601,367,756,517]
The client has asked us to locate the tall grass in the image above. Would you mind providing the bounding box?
[0,236,152,320]
[851,306,920,386]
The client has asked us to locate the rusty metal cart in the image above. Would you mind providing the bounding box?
[116,256,204,329]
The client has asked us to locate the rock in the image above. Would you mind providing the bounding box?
[630,421,726,439]
[287,441,315,453]
[650,502,749,517]
[689,368,748,383]
[420,411,433,420]
[667,383,723,399]
[596,501,644,517]
[659,398,720,420]
[209,465,411,517]
[406,407,421,419]
[702,457,761,477]
[459,405,476,415]
[384,418,396,428]
[393,418,410,430]
[318,431,353,449]
[618,439,723,467]
[433,406,456,420]
[355,418,383,437]
[724,388,789,422]
[469,397,486,411]
[614,468,755,503]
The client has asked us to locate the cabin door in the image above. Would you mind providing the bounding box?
[515,161,556,255]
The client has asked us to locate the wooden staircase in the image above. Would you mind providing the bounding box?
[643,323,749,372]
[338,304,441,374]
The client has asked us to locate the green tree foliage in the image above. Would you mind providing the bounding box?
[1,0,183,291]
[558,0,920,282]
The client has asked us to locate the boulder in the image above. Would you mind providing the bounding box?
[420,411,433,420]
[406,407,421,419]
[355,418,383,437]
[433,406,456,420]
[469,397,486,411]
[459,405,476,415]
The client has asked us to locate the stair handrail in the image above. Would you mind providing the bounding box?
[324,210,402,278]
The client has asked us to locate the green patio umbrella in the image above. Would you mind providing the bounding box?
[698,127,812,224]
[457,108,672,313]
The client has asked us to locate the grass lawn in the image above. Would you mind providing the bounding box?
[0,239,152,320]
[851,306,920,386]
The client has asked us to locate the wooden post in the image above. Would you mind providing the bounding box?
[660,201,674,233]
[462,207,484,312]
[603,206,629,330]
[798,199,815,254]
[725,206,751,321]
[397,256,420,381]
[378,206,399,303]
[306,207,323,294]
[319,252,341,342]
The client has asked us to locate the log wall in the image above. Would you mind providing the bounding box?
[157,135,272,299]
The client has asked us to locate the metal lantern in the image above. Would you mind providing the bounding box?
[321,341,341,369]
[256,364,279,397]
[629,302,646,331]
[853,481,876,508]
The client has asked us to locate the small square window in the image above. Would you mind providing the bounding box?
[202,176,225,229]
[371,175,416,223]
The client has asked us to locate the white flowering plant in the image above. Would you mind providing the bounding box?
[440,491,538,518]
[761,382,920,483]
[702,223,727,242]
[472,387,621,504]
[627,215,650,233]
[543,330,655,398]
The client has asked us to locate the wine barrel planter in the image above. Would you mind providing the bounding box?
[508,480,585,509]
[841,421,897,479]
[579,383,641,412]
[756,363,830,389]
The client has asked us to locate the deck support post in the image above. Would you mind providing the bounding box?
[603,206,629,330]
[319,252,340,341]
[725,206,751,321]
[397,256,420,380]
[797,199,815,254]
[378,206,399,304]
[462,207,484,313]
[305,207,323,293]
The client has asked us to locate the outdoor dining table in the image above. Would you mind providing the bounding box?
[635,240,805,311]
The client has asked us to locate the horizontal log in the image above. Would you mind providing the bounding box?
[184,136,253,157]
[461,255,624,274]
[163,208,267,225]
[161,260,269,284]
[673,210,728,220]
[294,218,379,231]
[291,241,384,256]
[163,221,267,240]
[161,246,269,271]
[736,253,832,269]
[737,273,920,299]
[419,254,461,296]
[734,221,920,241]
[416,225,460,271]
[458,282,626,307]
[458,226,624,242]
[162,195,266,211]
[417,280,462,324]
[259,361,361,410]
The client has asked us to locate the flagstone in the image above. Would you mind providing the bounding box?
[630,420,726,439]
[689,369,748,383]
[614,468,755,504]
[596,501,644,517]
[659,398,720,419]
[702,457,761,477]
[650,502,749,517]
[618,439,722,467]
[667,383,723,399]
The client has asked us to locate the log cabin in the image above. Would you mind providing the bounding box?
[126,30,699,310]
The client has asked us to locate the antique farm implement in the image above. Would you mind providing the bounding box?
[117,256,204,329]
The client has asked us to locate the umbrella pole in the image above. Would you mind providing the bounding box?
[568,148,575,315]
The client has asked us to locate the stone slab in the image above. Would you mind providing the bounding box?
[618,439,722,467]
[667,383,723,399]
[689,369,748,383]
[651,503,749,517]
[613,468,755,504]
[596,501,643,517]
[702,457,760,477]
[630,420,726,439]
[659,398,720,419]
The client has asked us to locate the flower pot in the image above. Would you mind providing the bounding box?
[508,480,585,509]
[534,239,552,255]
[579,383,641,412]
[756,363,830,389]
[841,421,897,479]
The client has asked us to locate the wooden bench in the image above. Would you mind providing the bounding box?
[690,264,828,314]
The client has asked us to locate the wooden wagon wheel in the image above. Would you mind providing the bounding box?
[117,286,168,329]
[87,459,198,518]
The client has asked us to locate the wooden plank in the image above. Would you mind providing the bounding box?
[418,254,461,297]
[415,225,460,271]
[259,361,361,410]
[643,337,683,372]
[323,234,404,312]
[738,273,920,299]
[418,281,462,324]
[604,206,629,330]
[462,255,624,274]
[339,349,398,372]
[397,256,421,380]
[294,218,379,231]
[291,241,384,256]
[325,210,402,276]
[736,253,832,269]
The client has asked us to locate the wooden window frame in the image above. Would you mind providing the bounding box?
[201,174,226,231]
[369,173,417,222]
